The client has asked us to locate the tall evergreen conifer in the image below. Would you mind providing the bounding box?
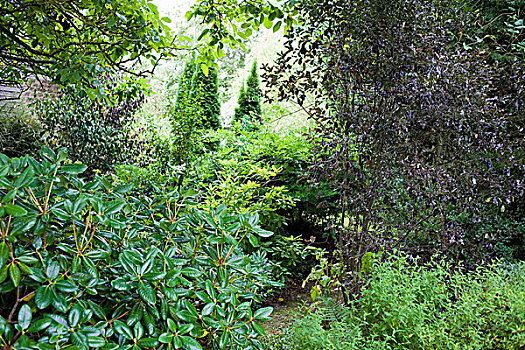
[174,59,196,114]
[233,60,262,127]
[191,66,221,130]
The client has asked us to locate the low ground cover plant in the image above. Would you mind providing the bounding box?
[0,148,277,350]
[265,253,525,350]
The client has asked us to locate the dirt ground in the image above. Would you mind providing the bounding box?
[261,279,313,335]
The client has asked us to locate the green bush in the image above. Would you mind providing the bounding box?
[266,254,525,350]
[0,148,278,350]
[0,108,42,158]
[31,84,142,174]
[185,129,330,282]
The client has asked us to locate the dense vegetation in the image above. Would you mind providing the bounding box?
[0,0,523,349]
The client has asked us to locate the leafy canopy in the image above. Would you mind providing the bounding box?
[0,0,174,97]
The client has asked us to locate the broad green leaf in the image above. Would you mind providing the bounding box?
[0,242,9,270]
[18,304,32,330]
[134,321,144,339]
[138,282,156,304]
[114,320,133,339]
[9,264,21,286]
[88,336,106,347]
[181,267,201,278]
[69,305,81,327]
[252,322,265,335]
[3,204,27,217]
[35,286,53,309]
[14,166,34,188]
[158,333,174,343]
[253,306,273,321]
[46,261,60,280]
[1,189,17,203]
[71,332,88,347]
[138,338,160,347]
[181,336,202,350]
[219,330,230,350]
[61,163,87,175]
[55,280,78,293]
[201,303,214,316]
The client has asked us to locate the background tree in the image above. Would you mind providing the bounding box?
[191,67,221,130]
[233,60,263,128]
[174,58,197,114]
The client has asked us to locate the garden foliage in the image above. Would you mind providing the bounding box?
[190,67,221,130]
[264,0,525,295]
[266,254,525,350]
[31,83,143,174]
[0,148,276,350]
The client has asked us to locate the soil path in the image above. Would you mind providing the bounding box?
[262,280,312,335]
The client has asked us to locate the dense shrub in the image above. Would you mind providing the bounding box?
[31,84,143,174]
[265,0,525,291]
[185,129,331,281]
[266,254,525,350]
[0,108,42,158]
[0,148,277,350]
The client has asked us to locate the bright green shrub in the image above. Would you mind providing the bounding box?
[186,129,330,282]
[0,148,278,350]
[265,254,525,350]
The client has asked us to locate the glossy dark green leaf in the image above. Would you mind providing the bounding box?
[114,320,133,339]
[69,304,82,327]
[88,336,106,347]
[138,338,160,347]
[3,204,27,217]
[201,303,215,316]
[46,261,60,280]
[1,189,17,203]
[9,264,20,286]
[218,330,230,350]
[133,321,143,339]
[252,321,265,335]
[61,163,87,175]
[55,279,78,293]
[35,286,53,309]
[138,282,156,304]
[254,306,273,321]
[158,333,174,343]
[0,242,9,270]
[71,332,88,347]
[17,304,32,330]
[181,336,202,350]
[27,318,52,332]
[14,166,34,188]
